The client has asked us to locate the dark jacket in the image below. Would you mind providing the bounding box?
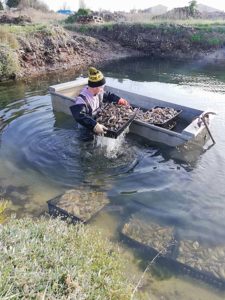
[70,90,120,131]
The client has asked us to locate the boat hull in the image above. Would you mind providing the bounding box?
[49,79,214,147]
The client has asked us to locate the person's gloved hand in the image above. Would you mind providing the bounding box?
[93,123,108,135]
[118,98,129,106]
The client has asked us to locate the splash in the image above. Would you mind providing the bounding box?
[94,127,129,158]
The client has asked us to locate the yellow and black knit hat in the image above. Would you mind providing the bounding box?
[88,67,106,87]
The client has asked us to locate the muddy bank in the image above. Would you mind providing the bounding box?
[14,26,141,81]
[1,23,225,82]
[84,23,225,60]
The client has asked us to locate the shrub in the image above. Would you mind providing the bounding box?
[65,8,92,24]
[0,27,19,49]
[190,33,205,43]
[0,45,20,80]
[208,37,223,46]
[0,217,132,299]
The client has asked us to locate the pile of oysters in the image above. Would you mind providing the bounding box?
[122,212,175,253]
[53,189,109,222]
[96,103,136,131]
[177,240,225,280]
[135,107,179,124]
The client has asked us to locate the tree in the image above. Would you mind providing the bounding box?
[0,1,4,10]
[6,0,20,8]
[189,0,197,16]
[76,8,90,16]
[65,7,91,23]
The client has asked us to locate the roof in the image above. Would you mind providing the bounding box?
[57,10,74,15]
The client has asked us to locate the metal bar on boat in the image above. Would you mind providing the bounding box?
[201,114,216,145]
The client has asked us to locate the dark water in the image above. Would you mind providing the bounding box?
[1,57,225,299]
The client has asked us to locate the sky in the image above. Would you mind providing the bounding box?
[44,0,225,12]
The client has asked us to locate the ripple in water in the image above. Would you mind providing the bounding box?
[1,98,140,187]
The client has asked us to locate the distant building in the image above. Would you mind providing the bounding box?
[57,10,74,15]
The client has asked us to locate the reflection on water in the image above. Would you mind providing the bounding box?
[102,56,225,92]
[1,57,225,298]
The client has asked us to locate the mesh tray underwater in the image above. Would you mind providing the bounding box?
[47,190,110,223]
[120,212,225,290]
[96,104,139,139]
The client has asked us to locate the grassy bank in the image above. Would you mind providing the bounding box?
[64,19,225,32]
[2,15,225,82]
[0,217,133,299]
[64,21,225,50]
[0,24,48,81]
[0,24,67,81]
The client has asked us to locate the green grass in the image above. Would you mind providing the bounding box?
[208,37,223,46]
[0,199,8,224]
[190,32,224,46]
[0,217,133,299]
[0,24,54,36]
[0,45,20,80]
[190,33,205,43]
[64,20,225,34]
[0,27,19,49]
[64,23,93,33]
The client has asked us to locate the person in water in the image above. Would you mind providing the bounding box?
[70,67,129,139]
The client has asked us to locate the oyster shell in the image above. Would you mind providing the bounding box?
[177,240,225,280]
[135,107,179,125]
[96,103,136,131]
[122,212,175,253]
[51,189,109,222]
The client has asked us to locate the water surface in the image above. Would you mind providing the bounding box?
[1,57,225,299]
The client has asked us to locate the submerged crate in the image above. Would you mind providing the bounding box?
[47,189,109,223]
[120,212,225,290]
[174,239,225,289]
[121,212,176,257]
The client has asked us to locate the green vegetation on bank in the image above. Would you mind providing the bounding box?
[0,200,8,224]
[64,20,225,33]
[0,45,20,80]
[1,15,225,81]
[64,21,225,48]
[65,8,92,24]
[0,27,19,49]
[0,24,60,81]
[0,217,132,299]
[0,23,54,36]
